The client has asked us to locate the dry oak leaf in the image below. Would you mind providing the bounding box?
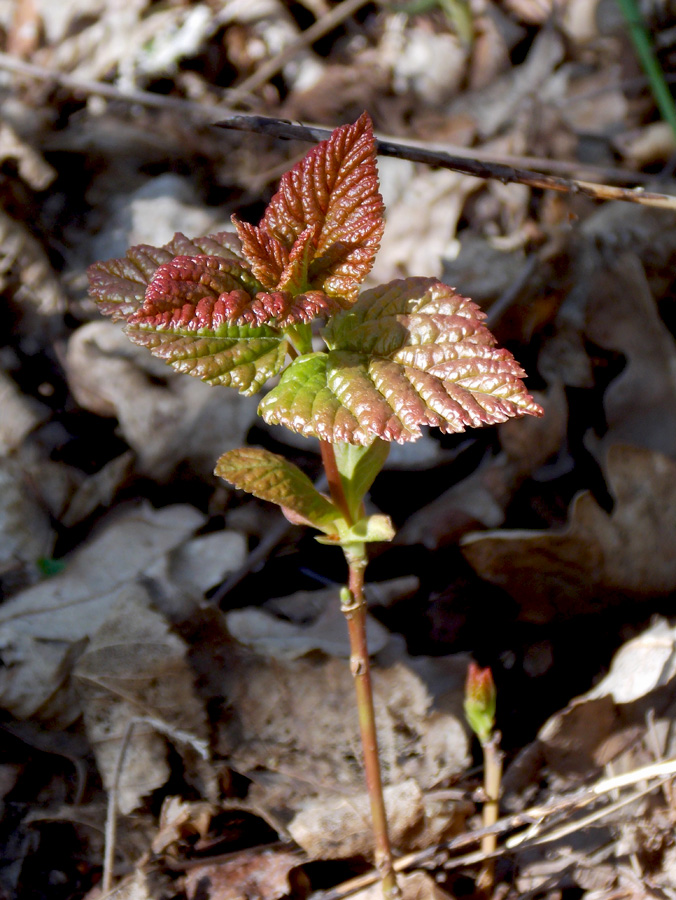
[461,444,676,623]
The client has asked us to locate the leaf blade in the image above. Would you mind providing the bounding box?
[260,278,543,443]
[87,231,246,321]
[233,113,384,303]
[215,447,340,529]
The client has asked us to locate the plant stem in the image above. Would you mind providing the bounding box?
[343,561,400,900]
[319,440,400,900]
[320,440,353,524]
[477,732,503,895]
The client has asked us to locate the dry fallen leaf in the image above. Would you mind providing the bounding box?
[0,207,67,316]
[75,585,209,814]
[65,322,258,478]
[584,252,676,459]
[461,444,676,622]
[0,502,204,723]
[217,651,469,857]
[0,457,55,581]
[184,846,301,900]
[397,384,567,547]
[226,595,390,659]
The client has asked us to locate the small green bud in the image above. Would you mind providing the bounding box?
[464,662,496,744]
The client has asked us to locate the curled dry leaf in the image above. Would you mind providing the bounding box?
[75,585,209,815]
[531,618,676,784]
[461,445,676,623]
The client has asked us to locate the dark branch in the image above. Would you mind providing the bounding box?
[217,114,676,210]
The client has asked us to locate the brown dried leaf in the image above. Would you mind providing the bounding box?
[462,445,676,623]
[184,847,301,900]
[75,585,209,814]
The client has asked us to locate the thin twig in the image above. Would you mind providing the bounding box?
[312,755,676,900]
[218,115,676,209]
[0,52,660,188]
[102,717,209,894]
[227,0,374,106]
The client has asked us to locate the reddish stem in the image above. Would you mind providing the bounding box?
[344,561,400,899]
[320,440,353,524]
[319,441,399,899]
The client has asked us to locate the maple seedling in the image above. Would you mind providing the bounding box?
[464,662,503,895]
[88,112,542,898]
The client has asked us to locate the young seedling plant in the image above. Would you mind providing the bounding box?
[88,112,543,898]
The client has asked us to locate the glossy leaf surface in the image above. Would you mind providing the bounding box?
[215,447,340,530]
[87,231,244,321]
[259,278,544,443]
[233,112,384,303]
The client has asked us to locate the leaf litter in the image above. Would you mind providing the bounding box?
[3,0,676,897]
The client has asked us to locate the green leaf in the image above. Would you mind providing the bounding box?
[127,322,288,394]
[87,231,245,321]
[117,254,293,394]
[333,440,390,522]
[233,112,384,303]
[215,447,340,530]
[259,278,544,443]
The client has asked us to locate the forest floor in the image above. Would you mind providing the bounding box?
[2,1,676,898]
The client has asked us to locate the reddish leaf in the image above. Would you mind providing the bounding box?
[233,112,384,303]
[259,278,544,443]
[87,231,245,321]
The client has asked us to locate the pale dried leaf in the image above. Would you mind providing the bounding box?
[0,503,203,722]
[219,654,469,819]
[226,599,390,659]
[75,585,208,814]
[65,322,258,478]
[0,457,55,575]
[0,372,49,455]
[584,253,676,459]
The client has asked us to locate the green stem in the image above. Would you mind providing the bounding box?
[319,440,400,900]
[616,0,676,140]
[477,732,503,895]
